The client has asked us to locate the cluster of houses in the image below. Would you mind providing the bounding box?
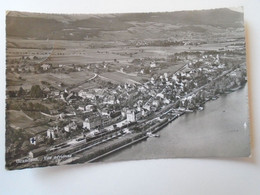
[39,52,244,144]
[8,62,85,74]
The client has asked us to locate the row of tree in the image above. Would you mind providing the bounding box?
[7,101,50,114]
[9,85,44,98]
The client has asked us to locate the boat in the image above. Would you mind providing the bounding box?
[185,109,193,113]
[198,106,204,111]
[212,96,219,100]
[146,132,160,138]
[244,122,247,129]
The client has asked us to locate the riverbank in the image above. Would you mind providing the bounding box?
[65,117,176,164]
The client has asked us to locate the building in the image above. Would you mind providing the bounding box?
[163,98,170,104]
[121,108,127,118]
[85,105,94,112]
[29,65,35,72]
[78,90,95,100]
[103,95,115,105]
[101,115,111,127]
[101,108,110,116]
[126,110,136,122]
[110,111,121,118]
[156,93,164,99]
[41,64,51,71]
[66,93,74,101]
[47,129,55,139]
[143,104,151,111]
[152,100,161,107]
[77,105,85,111]
[150,62,156,68]
[29,147,47,158]
[83,114,102,130]
[141,108,150,117]
[135,111,142,121]
[64,122,77,132]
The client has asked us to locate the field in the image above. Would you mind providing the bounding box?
[6,109,53,135]
[6,40,239,92]
[6,110,35,130]
[7,38,231,65]
[100,71,147,84]
[7,71,95,91]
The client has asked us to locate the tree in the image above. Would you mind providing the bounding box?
[47,137,54,145]
[8,91,17,98]
[144,67,150,74]
[27,102,34,111]
[183,99,189,108]
[17,87,25,97]
[21,140,30,151]
[30,85,43,98]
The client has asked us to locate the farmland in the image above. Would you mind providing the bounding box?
[7,68,95,91]
[7,110,35,130]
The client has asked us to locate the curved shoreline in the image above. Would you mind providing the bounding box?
[68,116,180,164]
[68,84,247,164]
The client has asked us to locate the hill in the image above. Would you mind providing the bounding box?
[6,8,244,41]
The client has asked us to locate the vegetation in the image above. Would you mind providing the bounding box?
[7,101,50,114]
[30,85,44,98]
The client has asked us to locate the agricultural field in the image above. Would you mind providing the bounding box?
[7,110,35,130]
[100,71,146,84]
[7,71,95,91]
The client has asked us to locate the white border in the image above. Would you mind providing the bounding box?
[1,0,260,194]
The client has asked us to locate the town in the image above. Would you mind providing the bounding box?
[6,45,246,169]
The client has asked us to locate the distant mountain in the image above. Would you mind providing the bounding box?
[118,8,243,27]
[6,8,244,41]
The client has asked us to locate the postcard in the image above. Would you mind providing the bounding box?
[5,7,250,170]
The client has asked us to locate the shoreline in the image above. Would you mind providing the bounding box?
[66,84,247,164]
[7,83,247,170]
[67,114,182,164]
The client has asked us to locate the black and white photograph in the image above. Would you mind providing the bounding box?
[5,7,250,170]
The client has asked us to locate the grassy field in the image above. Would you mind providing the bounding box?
[6,36,242,92]
[6,110,35,130]
[7,71,94,91]
[72,80,100,91]
[100,71,148,84]
[7,37,225,64]
[157,63,185,75]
